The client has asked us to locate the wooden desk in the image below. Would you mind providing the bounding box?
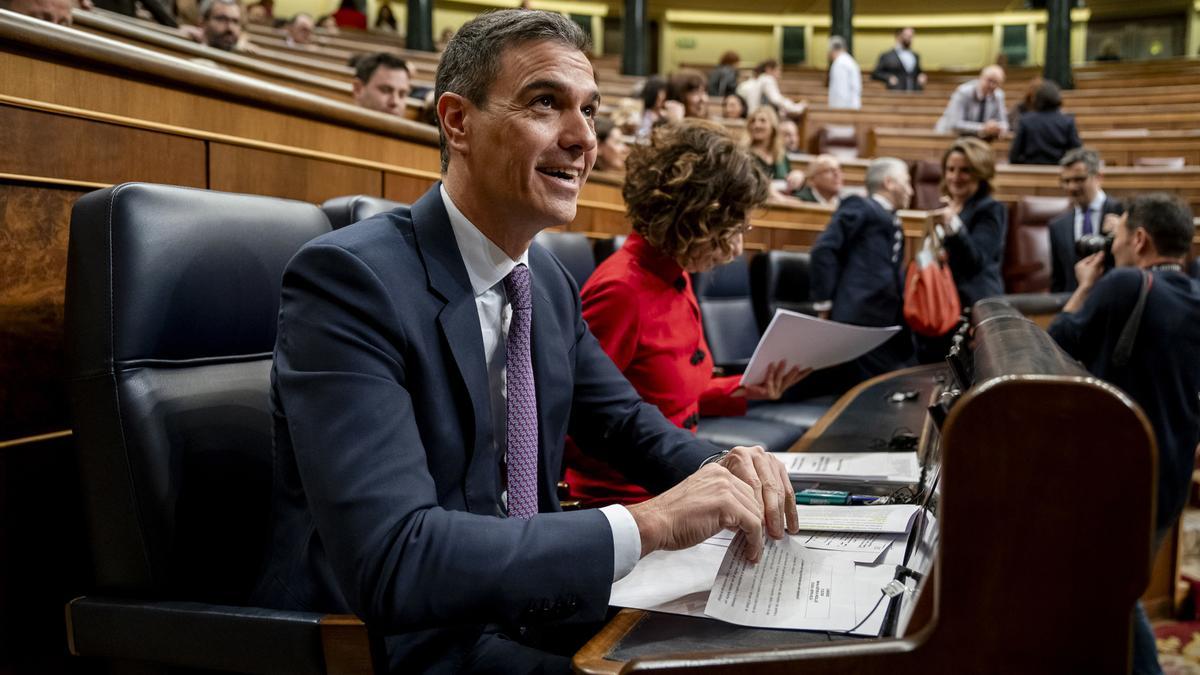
[575,301,1158,673]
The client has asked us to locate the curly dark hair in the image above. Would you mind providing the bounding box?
[623,119,770,268]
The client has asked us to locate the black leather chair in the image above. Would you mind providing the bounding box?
[64,183,381,675]
[750,250,818,333]
[592,233,627,264]
[320,194,406,230]
[533,230,596,289]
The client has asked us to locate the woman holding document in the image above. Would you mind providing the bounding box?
[564,120,808,507]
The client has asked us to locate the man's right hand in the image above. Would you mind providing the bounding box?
[887,75,899,87]
[626,462,766,561]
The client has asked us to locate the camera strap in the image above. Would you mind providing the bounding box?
[1112,270,1153,368]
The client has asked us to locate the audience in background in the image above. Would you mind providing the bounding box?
[736,59,807,118]
[593,118,629,173]
[721,93,747,120]
[192,0,244,52]
[352,52,410,117]
[827,36,862,110]
[637,75,670,137]
[92,0,175,25]
[0,0,76,24]
[315,13,337,32]
[284,12,316,49]
[1007,75,1041,132]
[331,0,364,29]
[934,65,1008,140]
[610,98,642,136]
[667,70,709,118]
[707,50,740,97]
[778,119,801,153]
[872,27,926,91]
[1008,79,1081,165]
[796,155,844,207]
[565,120,806,507]
[811,157,916,386]
[742,106,806,204]
[923,136,1007,360]
[1096,39,1121,62]
[245,2,271,25]
[374,3,396,31]
[1050,147,1125,292]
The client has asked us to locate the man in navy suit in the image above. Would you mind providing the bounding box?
[253,10,797,674]
[1049,147,1125,292]
[811,157,916,385]
[871,27,926,91]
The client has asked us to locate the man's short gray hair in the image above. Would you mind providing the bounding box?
[865,157,908,194]
[1060,147,1102,175]
[829,36,846,52]
[434,9,591,172]
[199,0,237,20]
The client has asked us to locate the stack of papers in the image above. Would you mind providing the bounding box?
[773,452,920,485]
[609,504,922,636]
[740,310,899,386]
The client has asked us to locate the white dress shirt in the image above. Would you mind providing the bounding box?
[828,51,862,110]
[440,185,641,582]
[737,73,805,117]
[895,47,916,73]
[1073,189,1109,240]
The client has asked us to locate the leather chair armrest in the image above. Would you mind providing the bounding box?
[66,596,382,675]
[987,292,1071,317]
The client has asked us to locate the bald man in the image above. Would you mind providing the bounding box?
[795,154,843,207]
[935,65,1008,140]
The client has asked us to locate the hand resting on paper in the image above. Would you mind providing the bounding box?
[733,359,810,400]
[626,446,798,563]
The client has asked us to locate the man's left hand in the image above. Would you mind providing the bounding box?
[716,445,798,540]
[785,169,806,193]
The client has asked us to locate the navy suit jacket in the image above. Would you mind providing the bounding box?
[252,184,711,670]
[1008,110,1081,166]
[811,195,905,327]
[942,188,1007,309]
[871,49,923,91]
[1049,197,1125,292]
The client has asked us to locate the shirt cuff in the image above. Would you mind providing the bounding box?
[948,215,964,235]
[811,300,833,312]
[600,504,641,582]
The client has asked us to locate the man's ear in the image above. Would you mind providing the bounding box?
[351,79,364,100]
[438,92,470,161]
[1133,227,1151,256]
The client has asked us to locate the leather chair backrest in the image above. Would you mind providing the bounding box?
[592,234,627,264]
[320,195,406,230]
[1003,195,1070,293]
[65,184,331,604]
[911,160,943,211]
[750,250,816,333]
[533,231,596,289]
[692,254,760,369]
[815,124,859,160]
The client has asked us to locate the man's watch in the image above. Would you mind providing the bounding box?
[700,449,731,468]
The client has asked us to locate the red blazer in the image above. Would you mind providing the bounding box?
[564,233,746,506]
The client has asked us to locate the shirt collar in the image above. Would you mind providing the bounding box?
[441,183,529,297]
[625,232,686,286]
[1085,189,1107,214]
[871,193,895,212]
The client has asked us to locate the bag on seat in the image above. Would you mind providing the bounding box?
[904,232,960,337]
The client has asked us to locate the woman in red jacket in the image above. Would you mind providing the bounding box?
[565,119,807,507]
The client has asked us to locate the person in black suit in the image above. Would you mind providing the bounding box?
[253,10,797,673]
[811,157,916,385]
[1049,147,1125,292]
[921,136,1007,361]
[871,27,926,91]
[1008,79,1081,165]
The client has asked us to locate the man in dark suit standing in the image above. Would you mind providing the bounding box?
[1049,147,1125,292]
[871,27,927,91]
[253,10,797,674]
[811,157,916,385]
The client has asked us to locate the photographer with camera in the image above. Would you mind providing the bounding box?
[1048,193,1200,675]
[1050,148,1125,292]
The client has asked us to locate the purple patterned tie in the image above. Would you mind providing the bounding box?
[1081,208,1094,236]
[504,264,538,519]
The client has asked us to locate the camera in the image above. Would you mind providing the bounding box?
[1075,233,1114,271]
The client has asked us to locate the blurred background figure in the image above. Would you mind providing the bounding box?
[667,70,709,119]
[374,3,397,31]
[285,13,316,49]
[351,52,410,117]
[315,13,337,32]
[721,93,748,120]
[872,27,926,91]
[638,75,669,137]
[707,50,740,98]
[778,119,801,153]
[1008,79,1081,165]
[593,118,630,173]
[331,0,365,29]
[743,107,807,204]
[827,36,861,110]
[737,59,807,118]
[935,65,1007,140]
[796,155,844,207]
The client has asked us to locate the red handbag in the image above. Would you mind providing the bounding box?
[904,234,961,337]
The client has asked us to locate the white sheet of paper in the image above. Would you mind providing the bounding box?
[897,511,939,637]
[798,531,902,564]
[740,310,900,386]
[704,533,858,630]
[608,535,729,617]
[794,504,921,534]
[849,562,898,636]
[772,452,920,483]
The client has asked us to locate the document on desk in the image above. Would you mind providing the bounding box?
[772,452,920,483]
[740,310,900,385]
[608,534,730,617]
[798,531,902,564]
[705,533,859,630]
[795,504,921,533]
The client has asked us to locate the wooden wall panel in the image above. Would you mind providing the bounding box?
[0,104,205,188]
[383,171,437,204]
[0,183,83,440]
[209,143,381,203]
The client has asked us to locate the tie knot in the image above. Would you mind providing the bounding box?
[504,263,532,311]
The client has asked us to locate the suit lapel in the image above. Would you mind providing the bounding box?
[411,184,497,514]
[528,253,565,511]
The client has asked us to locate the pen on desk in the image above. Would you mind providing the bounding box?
[795,489,885,505]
